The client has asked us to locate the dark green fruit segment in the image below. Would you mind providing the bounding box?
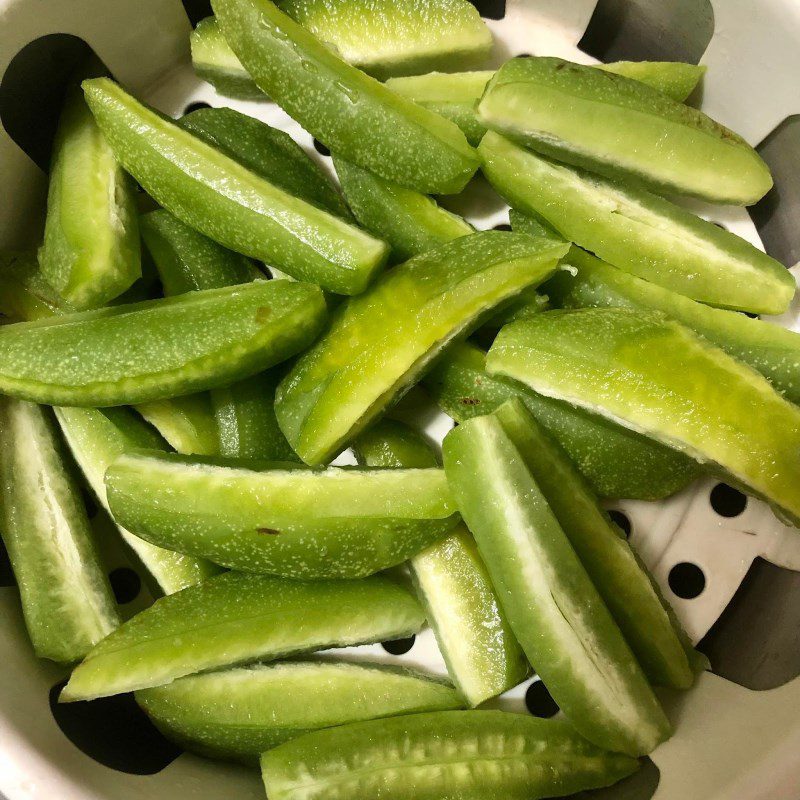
[212,0,480,194]
[333,156,473,263]
[83,78,388,294]
[61,570,426,701]
[55,406,221,595]
[134,394,220,456]
[488,308,800,525]
[353,419,529,706]
[211,372,297,460]
[386,61,704,146]
[279,0,492,80]
[261,710,640,800]
[547,247,800,406]
[443,407,671,756]
[190,16,267,99]
[0,250,72,321]
[0,280,326,406]
[106,451,459,578]
[136,661,463,764]
[275,232,569,465]
[422,342,699,500]
[0,398,119,663]
[141,209,260,295]
[39,84,140,310]
[493,399,704,688]
[478,57,771,205]
[480,132,793,315]
[180,107,351,218]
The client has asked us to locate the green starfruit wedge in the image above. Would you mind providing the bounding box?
[180,107,351,218]
[105,451,459,578]
[0,398,119,663]
[136,661,463,764]
[547,247,800,405]
[480,132,793,315]
[55,406,220,595]
[443,406,671,756]
[134,394,220,456]
[333,156,473,262]
[0,280,326,406]
[39,84,140,310]
[478,57,771,205]
[61,570,426,701]
[82,78,388,294]
[275,231,569,464]
[211,0,480,194]
[261,711,640,800]
[488,308,800,525]
[386,61,704,146]
[353,419,529,706]
[493,398,705,688]
[422,342,699,500]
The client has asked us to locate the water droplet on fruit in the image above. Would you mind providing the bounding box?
[335,81,358,103]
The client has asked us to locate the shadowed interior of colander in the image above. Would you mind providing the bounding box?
[1,0,800,798]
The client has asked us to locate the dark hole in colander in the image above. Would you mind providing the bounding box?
[579,0,714,65]
[181,0,213,27]
[0,536,14,588]
[524,679,559,718]
[382,635,416,655]
[709,483,748,518]
[183,100,212,116]
[493,222,512,231]
[699,558,800,691]
[749,115,800,269]
[49,679,182,774]
[109,567,143,605]
[467,0,506,20]
[0,34,104,172]
[668,562,706,599]
[313,138,331,157]
[607,509,632,538]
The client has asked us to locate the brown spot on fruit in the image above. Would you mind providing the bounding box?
[459,397,481,406]
[257,527,281,536]
[255,306,271,324]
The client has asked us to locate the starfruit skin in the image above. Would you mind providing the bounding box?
[488,308,800,526]
[275,231,569,465]
[212,0,480,195]
[261,711,640,800]
[478,56,772,205]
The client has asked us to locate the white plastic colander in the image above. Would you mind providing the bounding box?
[1,1,799,798]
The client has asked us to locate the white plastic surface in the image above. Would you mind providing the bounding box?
[1,1,799,798]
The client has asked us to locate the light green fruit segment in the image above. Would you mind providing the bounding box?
[180,107,351,219]
[211,372,297,460]
[598,60,705,101]
[422,342,699,500]
[333,156,473,263]
[275,232,569,465]
[39,84,140,310]
[136,661,464,764]
[212,0,479,194]
[443,409,671,756]
[141,209,260,296]
[478,57,771,205]
[494,399,704,688]
[261,710,640,800]
[134,395,220,456]
[353,419,529,706]
[83,78,388,294]
[488,308,800,525]
[281,0,492,80]
[480,132,793,315]
[106,451,459,578]
[0,251,73,321]
[0,280,327,407]
[0,398,119,663]
[547,247,800,405]
[385,61,704,147]
[55,406,220,595]
[191,16,268,99]
[61,570,426,701]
